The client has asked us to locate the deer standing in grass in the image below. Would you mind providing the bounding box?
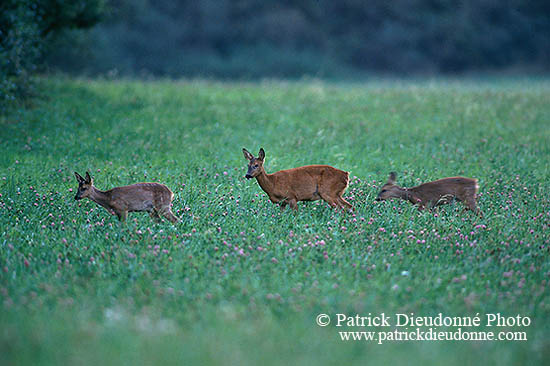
[243,148,353,211]
[376,172,480,214]
[74,171,179,223]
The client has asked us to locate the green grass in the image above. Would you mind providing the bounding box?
[1,77,549,365]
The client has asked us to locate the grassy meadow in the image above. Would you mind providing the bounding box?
[1,77,549,365]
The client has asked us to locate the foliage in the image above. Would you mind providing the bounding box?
[0,78,549,365]
[0,0,41,107]
[46,0,550,78]
[0,0,105,110]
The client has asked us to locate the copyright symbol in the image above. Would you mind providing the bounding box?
[316,314,330,326]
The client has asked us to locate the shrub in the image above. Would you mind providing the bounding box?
[0,0,105,111]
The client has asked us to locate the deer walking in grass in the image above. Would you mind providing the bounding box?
[74,171,179,223]
[243,148,353,211]
[376,172,480,214]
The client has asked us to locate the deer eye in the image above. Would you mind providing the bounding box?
[254,164,258,168]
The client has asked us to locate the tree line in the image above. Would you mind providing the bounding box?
[2,0,549,107]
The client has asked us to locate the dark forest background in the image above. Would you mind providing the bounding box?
[2,0,550,103]
[48,0,550,78]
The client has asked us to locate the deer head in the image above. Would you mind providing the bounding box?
[74,171,93,200]
[376,172,404,201]
[376,172,422,203]
[243,148,265,179]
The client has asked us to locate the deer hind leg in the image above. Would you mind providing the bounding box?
[158,206,179,223]
[320,181,351,211]
[152,194,179,223]
[459,187,480,215]
[464,197,481,216]
[336,185,353,210]
[149,209,162,222]
[318,185,338,208]
[116,210,128,222]
[164,211,180,223]
[319,192,339,209]
[288,198,298,210]
[337,196,354,211]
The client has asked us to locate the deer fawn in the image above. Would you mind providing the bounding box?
[74,171,179,223]
[243,148,353,211]
[376,172,479,214]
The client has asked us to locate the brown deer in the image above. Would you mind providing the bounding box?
[74,171,179,223]
[243,148,353,211]
[376,172,479,214]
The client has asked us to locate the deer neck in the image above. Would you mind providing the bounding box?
[401,188,419,204]
[89,187,112,210]
[255,169,275,196]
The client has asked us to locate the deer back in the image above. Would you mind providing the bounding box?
[109,183,173,211]
[410,177,478,204]
[270,165,348,199]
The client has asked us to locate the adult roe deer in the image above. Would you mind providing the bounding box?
[376,172,479,214]
[74,171,179,222]
[243,148,353,211]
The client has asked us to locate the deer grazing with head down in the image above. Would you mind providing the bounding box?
[74,171,179,222]
[243,148,353,211]
[376,172,479,214]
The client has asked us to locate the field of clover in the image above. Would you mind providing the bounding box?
[1,77,549,365]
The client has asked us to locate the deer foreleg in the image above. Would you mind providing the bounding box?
[116,210,128,222]
[288,198,298,210]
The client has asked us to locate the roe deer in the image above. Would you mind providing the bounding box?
[243,148,353,211]
[376,172,479,214]
[74,171,179,222]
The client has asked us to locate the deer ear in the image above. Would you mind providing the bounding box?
[388,172,397,184]
[85,171,92,183]
[258,148,265,161]
[75,172,84,183]
[243,148,254,161]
